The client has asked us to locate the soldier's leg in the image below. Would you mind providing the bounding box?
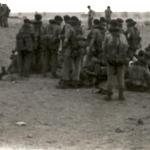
[24,51,32,77]
[72,56,82,86]
[17,51,24,76]
[106,64,114,100]
[51,50,58,77]
[117,65,125,100]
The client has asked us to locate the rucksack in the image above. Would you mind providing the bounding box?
[105,33,128,66]
[16,31,33,52]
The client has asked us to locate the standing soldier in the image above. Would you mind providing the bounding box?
[87,5,95,30]
[1,4,10,27]
[58,15,75,88]
[103,19,128,100]
[105,6,112,28]
[41,19,54,76]
[50,16,63,78]
[125,19,141,60]
[16,18,34,77]
[85,19,103,67]
[32,13,43,73]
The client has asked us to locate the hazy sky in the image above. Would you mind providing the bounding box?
[1,0,150,12]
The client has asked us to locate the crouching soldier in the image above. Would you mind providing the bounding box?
[16,18,34,77]
[103,19,129,101]
[126,50,150,92]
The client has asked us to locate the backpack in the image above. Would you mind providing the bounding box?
[105,33,128,66]
[16,31,33,52]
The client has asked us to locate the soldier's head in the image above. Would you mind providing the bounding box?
[34,13,42,21]
[70,16,79,26]
[117,18,124,29]
[109,19,120,36]
[54,15,63,25]
[93,19,100,26]
[107,6,110,9]
[23,18,31,24]
[87,5,91,9]
[64,15,71,23]
[126,18,136,28]
[100,17,107,29]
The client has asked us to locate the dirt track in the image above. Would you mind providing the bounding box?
[0,18,150,149]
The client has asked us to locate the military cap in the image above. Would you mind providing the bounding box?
[109,19,120,32]
[117,18,124,24]
[54,15,63,23]
[34,13,42,21]
[126,20,137,27]
[24,18,31,24]
[69,16,80,26]
[93,19,100,25]
[64,15,70,22]
[125,18,133,23]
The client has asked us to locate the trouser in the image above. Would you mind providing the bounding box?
[41,49,51,75]
[51,51,58,76]
[72,56,82,81]
[17,51,32,77]
[62,48,72,81]
[107,64,125,94]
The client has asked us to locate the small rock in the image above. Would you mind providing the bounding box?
[16,121,27,126]
[137,119,144,125]
[27,134,33,138]
[115,128,124,133]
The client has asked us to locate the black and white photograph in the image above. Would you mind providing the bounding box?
[0,0,150,149]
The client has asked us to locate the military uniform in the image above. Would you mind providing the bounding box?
[87,6,95,30]
[103,20,128,100]
[16,19,34,77]
[125,19,141,59]
[126,51,150,91]
[105,7,112,28]
[32,14,43,73]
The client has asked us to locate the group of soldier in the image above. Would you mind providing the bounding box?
[5,6,150,101]
[0,3,10,27]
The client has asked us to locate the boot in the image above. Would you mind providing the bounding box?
[118,88,125,101]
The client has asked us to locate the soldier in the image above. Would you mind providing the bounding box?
[16,18,34,77]
[50,15,63,78]
[85,19,103,67]
[125,18,141,60]
[1,4,10,27]
[69,16,86,87]
[103,19,128,100]
[58,16,76,88]
[87,5,95,30]
[41,19,54,76]
[32,13,43,73]
[126,50,150,92]
[105,6,112,28]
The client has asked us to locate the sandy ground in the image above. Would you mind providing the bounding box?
[0,18,150,150]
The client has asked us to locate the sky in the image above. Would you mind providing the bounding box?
[0,0,150,13]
